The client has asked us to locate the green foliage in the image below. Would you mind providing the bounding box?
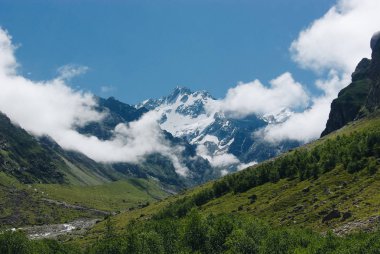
[35,178,169,212]
[3,205,380,254]
[0,230,81,254]
[0,230,29,254]
[184,210,208,252]
[82,117,380,252]
[0,173,97,228]
[154,130,380,220]
[85,213,380,254]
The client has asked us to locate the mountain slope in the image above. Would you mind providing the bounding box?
[78,96,213,188]
[0,111,173,227]
[70,111,380,254]
[78,96,148,140]
[87,113,380,243]
[0,113,66,184]
[86,39,380,244]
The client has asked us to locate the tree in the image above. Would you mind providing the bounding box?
[184,209,208,252]
[225,229,259,254]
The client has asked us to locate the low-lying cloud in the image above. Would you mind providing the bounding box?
[255,72,351,143]
[0,28,188,176]
[195,144,239,168]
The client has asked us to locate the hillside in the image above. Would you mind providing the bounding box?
[3,109,380,252]
[60,112,380,253]
[0,112,172,228]
[88,113,380,230]
[0,170,169,228]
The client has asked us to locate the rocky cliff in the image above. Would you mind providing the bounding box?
[321,32,380,136]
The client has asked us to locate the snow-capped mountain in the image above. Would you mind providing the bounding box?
[137,86,300,174]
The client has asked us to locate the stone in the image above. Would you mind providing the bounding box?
[322,209,341,223]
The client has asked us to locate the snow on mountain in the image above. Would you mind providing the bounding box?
[262,108,293,124]
[137,86,300,175]
[137,87,216,141]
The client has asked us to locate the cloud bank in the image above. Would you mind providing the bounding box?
[213,0,380,143]
[264,0,380,143]
[291,0,380,73]
[0,28,188,176]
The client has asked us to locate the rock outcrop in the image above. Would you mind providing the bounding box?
[321,32,380,136]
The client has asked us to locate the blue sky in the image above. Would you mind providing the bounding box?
[0,0,336,104]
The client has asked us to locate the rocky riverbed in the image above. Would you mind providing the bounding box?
[10,218,101,240]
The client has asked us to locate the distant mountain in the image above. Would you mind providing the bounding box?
[0,87,300,189]
[78,96,213,188]
[77,96,148,140]
[322,32,380,136]
[0,96,212,189]
[0,113,65,184]
[137,86,299,173]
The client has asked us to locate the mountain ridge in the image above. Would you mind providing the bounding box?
[137,86,300,174]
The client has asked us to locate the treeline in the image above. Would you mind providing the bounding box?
[90,211,380,254]
[156,130,380,219]
[3,211,380,254]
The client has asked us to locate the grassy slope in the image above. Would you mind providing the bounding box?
[0,172,99,228]
[0,171,170,228]
[83,115,380,243]
[0,111,173,227]
[35,178,169,212]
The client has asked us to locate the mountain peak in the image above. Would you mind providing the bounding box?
[165,86,192,103]
[173,86,192,94]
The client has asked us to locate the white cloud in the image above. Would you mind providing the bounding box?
[210,72,309,118]
[208,0,380,144]
[0,27,188,176]
[263,0,380,143]
[57,64,89,80]
[196,144,239,168]
[256,72,351,142]
[253,0,380,143]
[0,28,17,75]
[237,161,257,171]
[291,0,380,73]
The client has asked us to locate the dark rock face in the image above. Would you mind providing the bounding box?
[78,97,148,140]
[321,75,370,137]
[366,36,380,111]
[321,32,380,137]
[370,31,380,51]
